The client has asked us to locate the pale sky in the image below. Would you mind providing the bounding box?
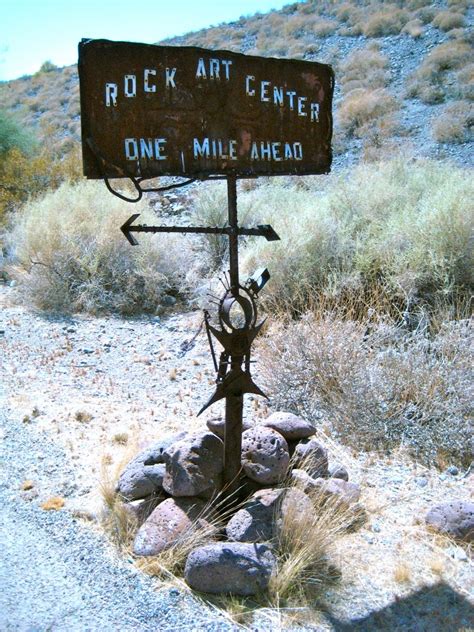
[0,0,295,81]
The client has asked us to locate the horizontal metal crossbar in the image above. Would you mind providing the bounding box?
[121,214,280,246]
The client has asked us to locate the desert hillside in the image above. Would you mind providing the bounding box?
[0,0,472,167]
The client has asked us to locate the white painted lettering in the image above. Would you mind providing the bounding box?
[217,140,227,159]
[221,59,232,80]
[165,67,176,88]
[273,86,283,106]
[125,138,139,161]
[261,81,271,102]
[124,75,137,98]
[246,75,255,96]
[310,102,320,121]
[229,140,237,160]
[144,69,156,93]
[272,142,282,161]
[286,91,297,110]
[209,59,220,79]
[284,143,293,160]
[194,137,210,158]
[260,141,271,160]
[140,138,153,159]
[196,58,207,79]
[154,138,167,160]
[250,142,259,160]
[105,83,117,107]
[293,142,303,160]
[298,96,307,116]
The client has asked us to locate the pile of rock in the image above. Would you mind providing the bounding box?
[115,412,361,595]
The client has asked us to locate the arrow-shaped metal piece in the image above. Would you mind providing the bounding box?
[120,214,280,246]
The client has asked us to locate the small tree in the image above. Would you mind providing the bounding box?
[38,60,58,74]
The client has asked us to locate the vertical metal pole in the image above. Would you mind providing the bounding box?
[227,175,239,291]
[223,175,243,493]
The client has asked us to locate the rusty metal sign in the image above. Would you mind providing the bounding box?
[78,39,334,180]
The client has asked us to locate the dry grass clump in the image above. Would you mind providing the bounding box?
[6,181,194,315]
[311,19,338,37]
[99,455,138,550]
[360,7,409,37]
[337,88,398,139]
[432,100,474,143]
[406,41,472,104]
[41,496,65,511]
[258,313,473,467]
[268,481,357,616]
[339,45,389,95]
[402,18,424,38]
[239,159,472,316]
[431,11,465,31]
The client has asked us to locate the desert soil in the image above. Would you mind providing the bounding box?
[0,283,472,631]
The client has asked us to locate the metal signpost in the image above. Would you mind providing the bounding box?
[79,39,333,493]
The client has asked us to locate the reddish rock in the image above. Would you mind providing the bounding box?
[241,427,290,484]
[425,501,474,542]
[116,431,186,500]
[133,497,210,556]
[226,488,284,542]
[262,412,316,441]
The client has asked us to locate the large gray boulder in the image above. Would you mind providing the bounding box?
[226,488,284,542]
[241,427,289,484]
[116,432,187,500]
[312,478,361,505]
[162,431,223,498]
[184,542,276,595]
[226,487,313,543]
[290,470,360,504]
[425,501,474,542]
[262,412,316,441]
[133,497,209,556]
[293,438,328,478]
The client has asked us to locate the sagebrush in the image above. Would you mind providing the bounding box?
[6,181,193,314]
[237,159,473,316]
[258,313,473,466]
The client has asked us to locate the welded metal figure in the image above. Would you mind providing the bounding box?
[198,277,268,416]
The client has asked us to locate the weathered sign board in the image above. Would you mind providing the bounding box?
[78,39,334,179]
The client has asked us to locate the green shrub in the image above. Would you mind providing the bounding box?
[6,181,193,314]
[37,60,58,74]
[0,109,34,157]
[239,159,473,315]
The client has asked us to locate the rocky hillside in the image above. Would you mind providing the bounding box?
[0,0,472,168]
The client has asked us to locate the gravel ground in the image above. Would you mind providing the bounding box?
[0,393,238,632]
[1,284,473,631]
